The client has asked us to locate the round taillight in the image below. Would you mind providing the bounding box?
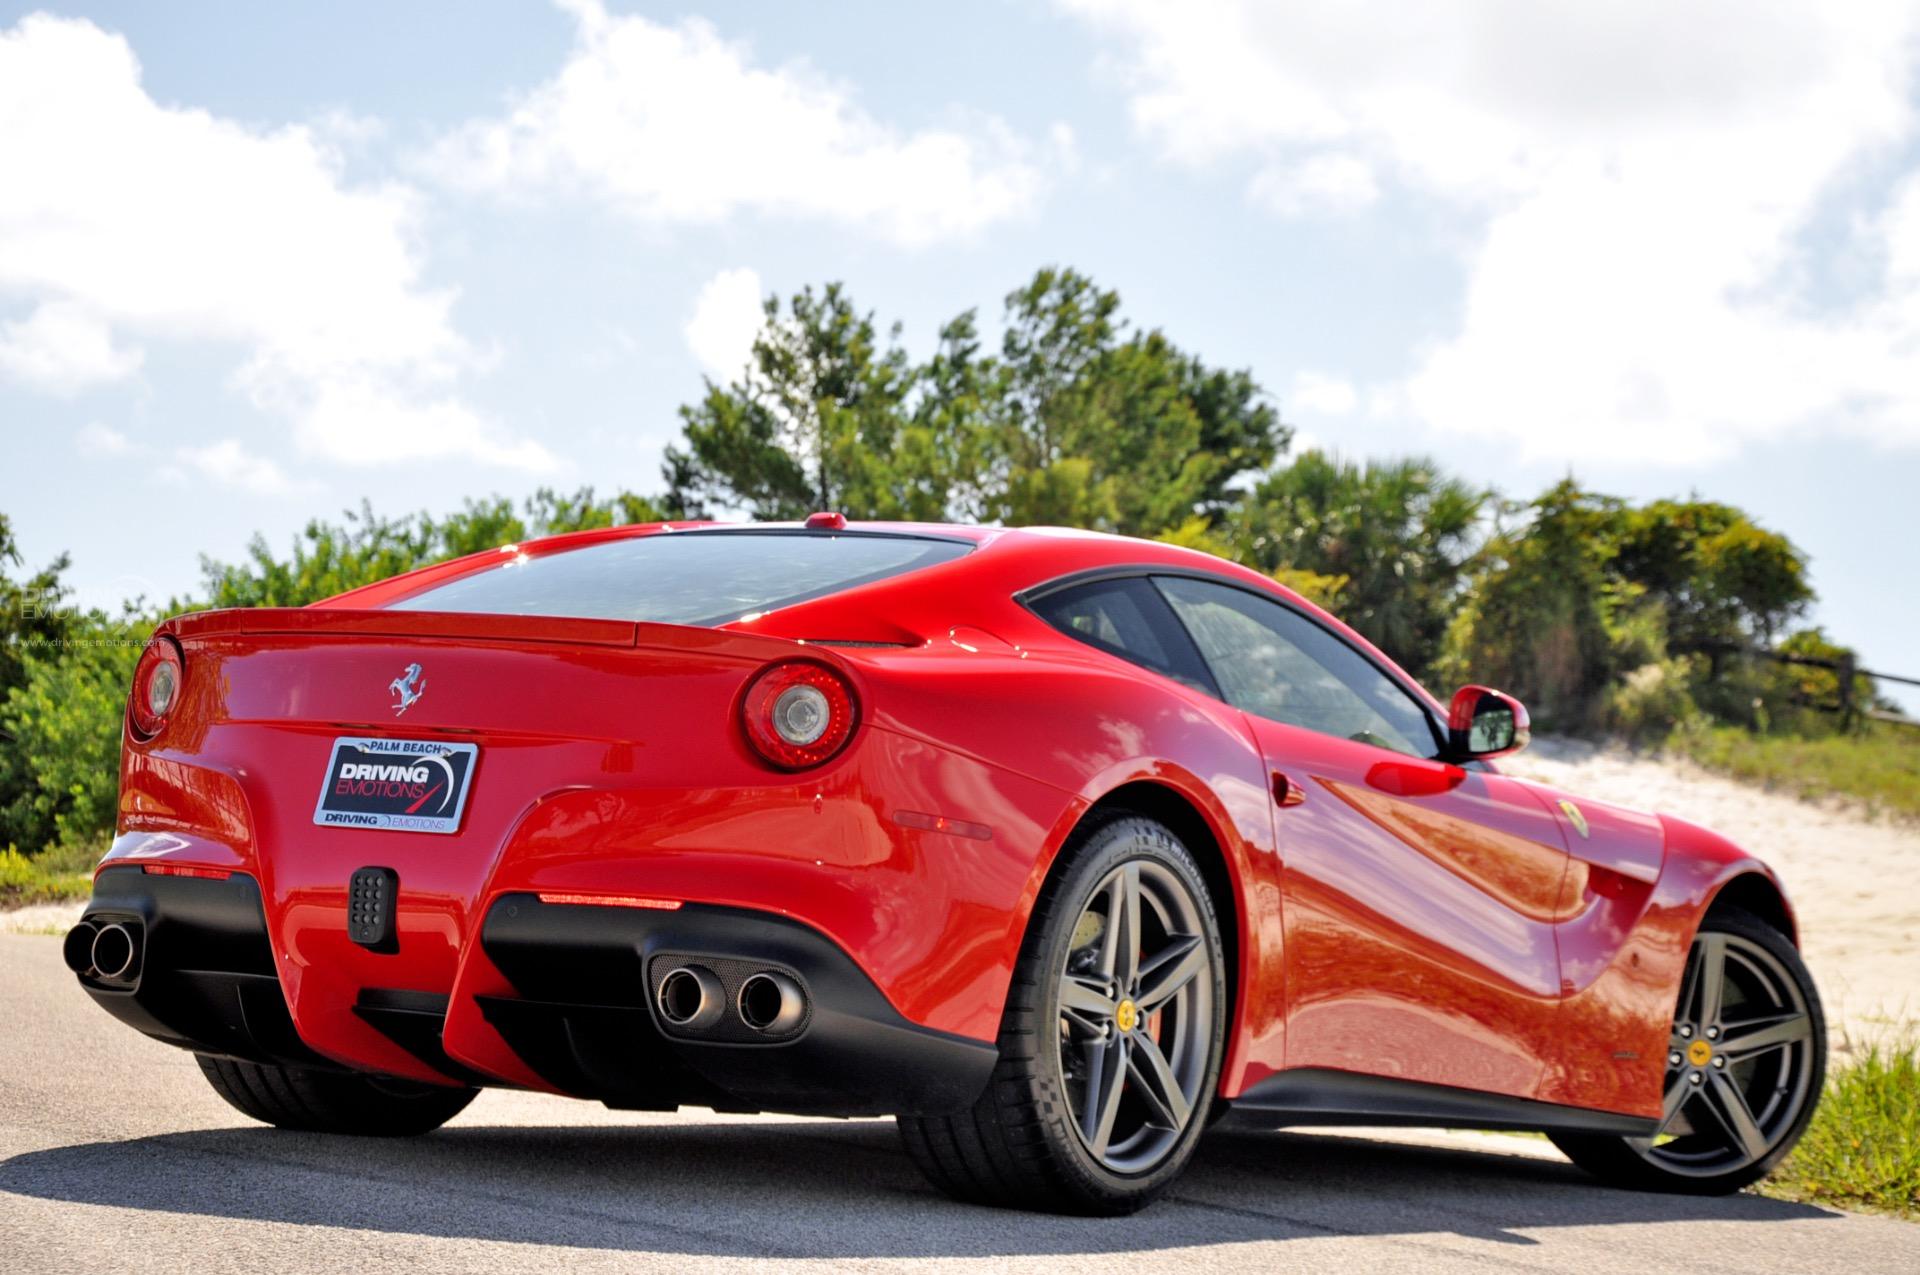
[741,661,858,770]
[129,636,184,738]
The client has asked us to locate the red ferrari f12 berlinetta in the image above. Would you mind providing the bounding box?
[68,517,1824,1213]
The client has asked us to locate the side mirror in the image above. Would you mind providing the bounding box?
[1448,685,1531,760]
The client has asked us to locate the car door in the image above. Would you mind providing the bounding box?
[1154,575,1575,1100]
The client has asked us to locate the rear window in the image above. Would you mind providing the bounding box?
[387,531,971,626]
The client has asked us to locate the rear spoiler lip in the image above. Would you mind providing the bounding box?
[161,607,817,663]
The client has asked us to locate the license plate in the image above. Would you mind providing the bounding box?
[313,737,479,835]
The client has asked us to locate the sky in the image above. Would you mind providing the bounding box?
[2,0,1918,712]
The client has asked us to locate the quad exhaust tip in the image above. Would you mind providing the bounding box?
[656,965,725,1031]
[61,921,98,974]
[91,922,139,982]
[737,970,806,1035]
[64,920,140,983]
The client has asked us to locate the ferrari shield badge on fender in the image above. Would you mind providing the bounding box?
[1558,798,1591,839]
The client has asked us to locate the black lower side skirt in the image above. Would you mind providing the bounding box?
[1224,1067,1660,1138]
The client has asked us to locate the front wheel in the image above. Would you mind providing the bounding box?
[197,1054,478,1137]
[1552,907,1825,1194]
[899,814,1227,1214]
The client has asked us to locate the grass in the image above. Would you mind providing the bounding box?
[1761,1038,1920,1218]
[1667,721,1920,823]
[0,845,94,908]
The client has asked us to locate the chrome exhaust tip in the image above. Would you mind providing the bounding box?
[737,970,806,1035]
[62,922,98,974]
[655,965,724,1031]
[89,922,139,982]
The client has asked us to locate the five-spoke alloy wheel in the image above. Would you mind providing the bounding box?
[899,813,1226,1214]
[1553,907,1825,1194]
[1057,859,1214,1173]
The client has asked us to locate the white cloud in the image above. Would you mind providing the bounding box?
[1289,370,1359,417]
[430,0,1051,246]
[169,439,297,495]
[1064,0,1920,463]
[0,301,142,391]
[1250,154,1378,216]
[287,374,555,470]
[0,14,550,471]
[684,267,766,380]
[75,422,134,457]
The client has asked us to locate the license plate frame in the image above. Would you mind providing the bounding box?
[312,736,479,835]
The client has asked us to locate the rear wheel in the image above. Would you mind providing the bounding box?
[1551,907,1824,1194]
[899,814,1226,1214]
[196,1054,477,1137]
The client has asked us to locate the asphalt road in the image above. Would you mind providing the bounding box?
[4,932,1915,1274]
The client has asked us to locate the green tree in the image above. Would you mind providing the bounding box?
[1,610,145,860]
[984,268,1285,536]
[201,501,451,609]
[1613,499,1812,654]
[0,513,73,697]
[0,515,76,854]
[909,311,1001,522]
[1438,481,1633,729]
[524,486,670,535]
[667,284,919,519]
[665,268,1286,535]
[1231,452,1485,681]
[201,488,670,609]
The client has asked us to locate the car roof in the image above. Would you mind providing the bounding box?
[311,514,1443,714]
[329,515,1307,633]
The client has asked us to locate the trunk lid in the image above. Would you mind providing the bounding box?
[127,608,825,1040]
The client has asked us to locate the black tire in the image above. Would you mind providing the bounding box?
[899,813,1227,1214]
[1551,906,1825,1195]
[196,1054,478,1137]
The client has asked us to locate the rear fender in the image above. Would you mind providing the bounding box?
[1062,760,1281,1102]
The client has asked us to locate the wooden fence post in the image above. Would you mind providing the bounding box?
[1838,652,1857,731]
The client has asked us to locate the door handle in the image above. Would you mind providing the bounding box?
[1271,771,1306,808]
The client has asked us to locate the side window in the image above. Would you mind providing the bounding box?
[1155,576,1439,758]
[1029,578,1214,694]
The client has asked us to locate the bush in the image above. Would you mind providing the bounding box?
[0,845,91,906]
[0,845,31,892]
[1601,659,1701,745]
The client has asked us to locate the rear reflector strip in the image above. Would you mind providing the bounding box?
[141,864,233,880]
[536,892,683,910]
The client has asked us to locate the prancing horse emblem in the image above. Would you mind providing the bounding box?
[388,663,426,716]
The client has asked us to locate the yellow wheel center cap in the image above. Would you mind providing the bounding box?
[1115,999,1139,1033]
[1687,1039,1713,1067]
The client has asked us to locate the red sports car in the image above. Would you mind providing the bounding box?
[67,517,1824,1214]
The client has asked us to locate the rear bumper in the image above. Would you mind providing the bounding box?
[70,868,997,1117]
[73,866,338,1072]
[473,893,997,1116]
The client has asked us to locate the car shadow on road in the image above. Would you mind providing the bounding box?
[0,1118,1841,1258]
